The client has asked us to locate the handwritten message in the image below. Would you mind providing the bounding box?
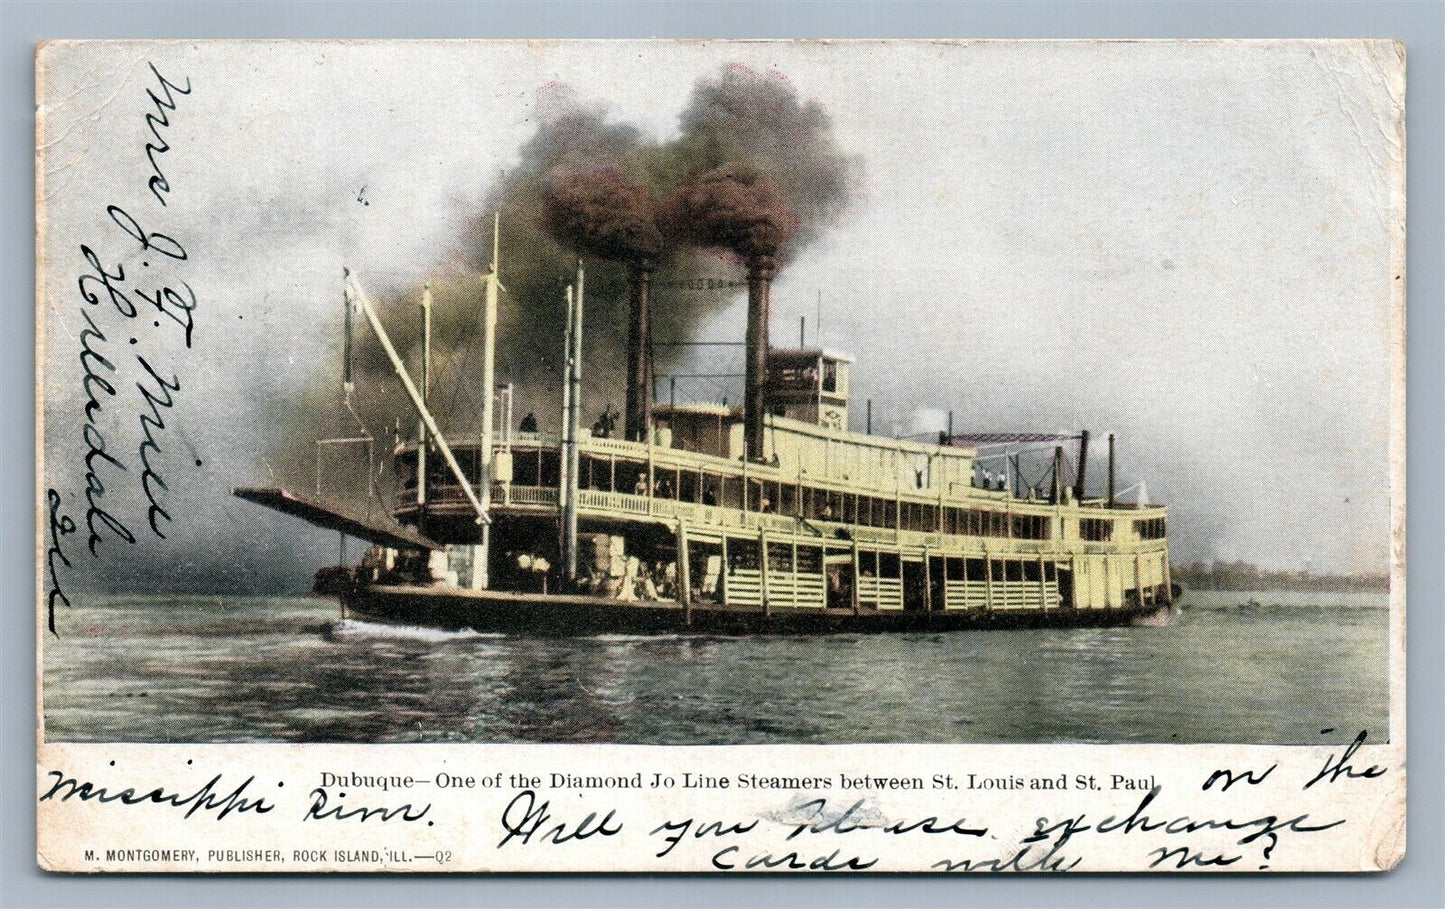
[35,732,1401,873]
[45,62,197,634]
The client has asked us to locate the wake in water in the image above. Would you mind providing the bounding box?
[326,618,503,643]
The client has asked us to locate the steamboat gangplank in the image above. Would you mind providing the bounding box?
[238,243,1177,635]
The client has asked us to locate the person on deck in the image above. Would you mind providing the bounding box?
[519,411,537,433]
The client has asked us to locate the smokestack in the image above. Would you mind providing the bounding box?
[625,265,653,442]
[1052,445,1064,504]
[744,257,776,463]
[1074,430,1089,502]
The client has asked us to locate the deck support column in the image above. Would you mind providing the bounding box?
[759,527,770,617]
[984,553,995,611]
[677,519,691,625]
[850,542,861,615]
[1038,555,1048,610]
[923,548,933,613]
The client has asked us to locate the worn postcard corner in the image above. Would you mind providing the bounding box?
[36,38,1404,874]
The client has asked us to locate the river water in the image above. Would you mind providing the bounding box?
[42,591,1389,745]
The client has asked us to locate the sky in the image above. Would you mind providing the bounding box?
[38,40,1402,593]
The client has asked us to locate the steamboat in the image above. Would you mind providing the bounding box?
[237,223,1177,635]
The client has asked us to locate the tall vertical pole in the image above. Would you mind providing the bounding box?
[475,214,500,589]
[866,399,872,435]
[624,266,652,442]
[800,315,806,348]
[947,410,953,439]
[342,275,354,393]
[559,284,575,575]
[1052,445,1064,504]
[503,383,514,451]
[565,260,585,580]
[744,260,774,463]
[417,285,432,517]
[1107,432,1117,507]
[1074,429,1090,502]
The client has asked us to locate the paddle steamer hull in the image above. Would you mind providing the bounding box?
[341,584,1175,637]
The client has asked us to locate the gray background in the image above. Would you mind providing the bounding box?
[4,2,1440,907]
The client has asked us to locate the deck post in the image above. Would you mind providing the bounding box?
[677,519,691,624]
[1135,551,1144,607]
[984,552,995,611]
[923,548,933,613]
[720,535,729,606]
[850,541,861,615]
[1037,555,1048,610]
[791,541,799,607]
[759,526,770,617]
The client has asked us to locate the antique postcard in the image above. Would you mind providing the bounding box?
[36,39,1405,872]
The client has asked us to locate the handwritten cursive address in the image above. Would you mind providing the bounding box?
[45,62,196,635]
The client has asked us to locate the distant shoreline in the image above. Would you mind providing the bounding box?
[1171,566,1388,594]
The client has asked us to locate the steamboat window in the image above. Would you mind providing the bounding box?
[859,550,878,576]
[1011,514,1049,540]
[780,482,798,516]
[1134,517,1166,540]
[967,558,987,582]
[513,449,539,486]
[877,551,901,578]
[679,469,698,503]
[538,450,560,488]
[1044,563,1057,582]
[615,458,647,495]
[767,541,792,572]
[1004,560,1023,582]
[1080,518,1113,541]
[822,360,838,393]
[946,557,965,580]
[796,545,822,574]
[747,479,765,512]
[922,504,938,532]
[721,475,743,510]
[582,455,614,491]
[728,537,760,571]
[654,467,679,499]
[1023,561,1041,582]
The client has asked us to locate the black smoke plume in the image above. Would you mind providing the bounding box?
[276,67,859,506]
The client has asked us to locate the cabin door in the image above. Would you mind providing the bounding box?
[902,558,927,612]
[825,559,854,610]
[928,556,946,612]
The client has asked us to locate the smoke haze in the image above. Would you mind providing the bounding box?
[36,42,1399,594]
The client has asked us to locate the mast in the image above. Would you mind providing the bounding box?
[476,213,500,588]
[345,271,487,524]
[417,285,432,520]
[560,282,573,558]
[1107,432,1117,507]
[564,260,585,580]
